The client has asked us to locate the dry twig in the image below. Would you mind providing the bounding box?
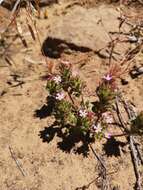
[90,144,110,190]
[129,136,142,190]
[9,146,27,177]
[121,99,142,190]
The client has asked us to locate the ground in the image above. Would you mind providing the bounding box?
[0,1,143,190]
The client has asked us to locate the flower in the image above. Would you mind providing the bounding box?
[79,109,88,118]
[102,112,113,124]
[53,75,61,84]
[104,132,111,139]
[103,74,112,81]
[55,92,65,101]
[92,123,102,133]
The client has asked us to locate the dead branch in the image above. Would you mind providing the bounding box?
[121,99,142,190]
[129,136,142,190]
[89,144,110,190]
[11,0,21,15]
[90,144,106,171]
[115,97,128,132]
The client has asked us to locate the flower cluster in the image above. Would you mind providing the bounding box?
[55,92,65,101]
[91,122,111,139]
[103,74,112,81]
[43,59,143,151]
[46,61,117,141]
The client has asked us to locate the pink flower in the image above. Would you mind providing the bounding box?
[53,75,61,84]
[79,109,88,118]
[92,123,102,133]
[103,74,112,81]
[55,92,65,101]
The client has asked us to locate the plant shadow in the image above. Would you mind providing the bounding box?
[36,97,127,157]
[35,95,95,157]
[34,96,55,119]
[39,123,94,157]
[103,137,126,157]
[42,37,91,58]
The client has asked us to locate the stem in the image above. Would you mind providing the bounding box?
[68,91,75,105]
[89,144,107,171]
[25,4,50,71]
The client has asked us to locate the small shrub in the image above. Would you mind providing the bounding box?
[46,61,114,141]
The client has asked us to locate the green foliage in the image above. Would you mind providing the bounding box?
[69,77,84,97]
[96,82,116,107]
[45,61,117,141]
[46,78,61,95]
[54,99,75,125]
[131,111,143,135]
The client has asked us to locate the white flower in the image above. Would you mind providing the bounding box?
[103,74,112,81]
[79,109,88,118]
[53,76,61,84]
[102,112,113,124]
[92,123,102,133]
[55,92,65,101]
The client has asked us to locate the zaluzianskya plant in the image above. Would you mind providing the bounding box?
[46,61,112,140]
[46,61,87,128]
[59,60,85,97]
[54,95,77,126]
[96,73,118,110]
[46,75,62,95]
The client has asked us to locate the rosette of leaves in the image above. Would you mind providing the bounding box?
[59,62,72,91]
[46,76,62,95]
[77,111,95,135]
[96,82,117,108]
[131,111,143,135]
[54,99,77,127]
[69,76,84,97]
[59,63,84,97]
[77,116,91,133]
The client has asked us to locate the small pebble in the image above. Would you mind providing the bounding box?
[121,78,128,85]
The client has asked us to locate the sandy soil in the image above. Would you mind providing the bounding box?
[0,1,143,190]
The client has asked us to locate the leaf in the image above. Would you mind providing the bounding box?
[19,36,28,48]
[27,23,36,41]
